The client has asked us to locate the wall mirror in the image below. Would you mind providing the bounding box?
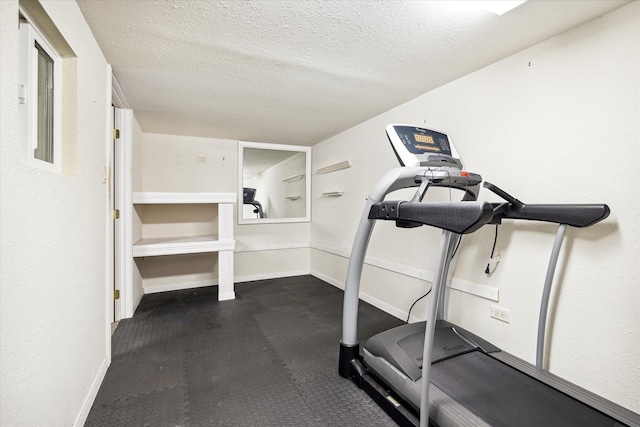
[238,141,311,224]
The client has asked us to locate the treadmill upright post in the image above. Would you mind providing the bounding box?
[536,223,567,369]
[341,198,377,347]
[420,230,454,427]
[436,232,461,321]
[340,167,423,378]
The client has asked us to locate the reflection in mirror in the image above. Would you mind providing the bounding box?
[238,141,311,224]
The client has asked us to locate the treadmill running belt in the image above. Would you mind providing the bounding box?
[429,351,620,427]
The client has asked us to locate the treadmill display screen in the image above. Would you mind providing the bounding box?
[395,126,452,156]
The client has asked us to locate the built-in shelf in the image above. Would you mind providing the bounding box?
[286,195,301,200]
[282,174,304,183]
[316,161,352,174]
[322,191,344,197]
[132,192,236,300]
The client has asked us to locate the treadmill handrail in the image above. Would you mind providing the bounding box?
[484,182,610,227]
[493,202,610,228]
[369,201,494,234]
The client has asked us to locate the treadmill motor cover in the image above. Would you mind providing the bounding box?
[365,320,499,382]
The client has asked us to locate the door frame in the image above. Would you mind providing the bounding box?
[111,75,134,320]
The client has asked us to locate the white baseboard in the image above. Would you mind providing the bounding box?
[74,356,109,426]
[133,287,144,313]
[234,270,311,283]
[119,287,145,320]
[142,270,313,296]
[310,244,498,301]
[311,269,344,290]
[143,279,217,294]
[310,270,408,321]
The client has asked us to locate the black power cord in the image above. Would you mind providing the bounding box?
[406,236,462,323]
[485,224,499,275]
[406,288,431,323]
[406,223,500,323]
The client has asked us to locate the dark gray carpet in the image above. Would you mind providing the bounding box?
[86,275,404,426]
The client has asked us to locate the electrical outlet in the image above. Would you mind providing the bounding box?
[490,305,511,323]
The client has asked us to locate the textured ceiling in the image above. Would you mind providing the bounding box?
[76,0,630,145]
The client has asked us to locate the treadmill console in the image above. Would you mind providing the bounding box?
[386,125,462,169]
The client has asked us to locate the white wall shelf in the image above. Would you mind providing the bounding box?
[282,174,304,183]
[316,161,352,174]
[132,192,236,300]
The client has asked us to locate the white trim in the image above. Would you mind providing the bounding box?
[234,242,309,253]
[312,242,350,258]
[312,241,432,279]
[311,243,499,301]
[74,356,109,427]
[133,286,144,311]
[106,70,115,340]
[142,278,234,300]
[143,279,217,294]
[238,141,311,224]
[111,74,130,109]
[133,192,236,204]
[310,270,407,320]
[448,278,499,301]
[141,270,312,295]
[235,270,312,284]
[114,108,134,319]
[18,19,62,173]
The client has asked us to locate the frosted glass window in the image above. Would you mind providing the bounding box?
[35,41,54,164]
[18,17,61,172]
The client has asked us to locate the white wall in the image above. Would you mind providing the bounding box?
[0,1,111,425]
[138,133,310,292]
[311,2,639,413]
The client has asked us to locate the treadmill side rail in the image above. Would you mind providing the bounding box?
[492,351,640,427]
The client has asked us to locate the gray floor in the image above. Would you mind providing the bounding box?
[86,275,404,426]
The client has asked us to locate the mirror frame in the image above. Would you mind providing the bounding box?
[238,141,311,224]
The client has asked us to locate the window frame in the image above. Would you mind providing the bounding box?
[18,15,63,173]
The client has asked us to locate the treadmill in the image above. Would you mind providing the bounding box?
[243,187,265,218]
[338,125,640,427]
